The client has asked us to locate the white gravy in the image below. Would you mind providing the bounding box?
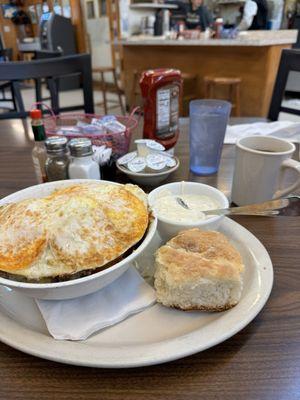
[153,193,220,223]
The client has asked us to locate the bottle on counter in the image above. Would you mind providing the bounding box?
[214,18,224,39]
[177,21,185,39]
[45,136,70,181]
[30,109,47,183]
[68,138,100,180]
[162,9,170,36]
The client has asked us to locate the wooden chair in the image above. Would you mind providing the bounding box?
[0,54,94,120]
[204,76,241,117]
[92,66,125,115]
[130,70,142,109]
[268,49,300,121]
[181,72,198,116]
[91,0,125,115]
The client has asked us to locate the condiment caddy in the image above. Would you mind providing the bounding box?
[30,108,179,185]
[30,109,134,183]
[43,109,138,160]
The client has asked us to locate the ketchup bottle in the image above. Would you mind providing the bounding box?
[140,68,182,151]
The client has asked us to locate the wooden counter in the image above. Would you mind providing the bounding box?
[122,30,298,117]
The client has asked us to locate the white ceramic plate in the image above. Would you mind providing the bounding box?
[0,218,273,368]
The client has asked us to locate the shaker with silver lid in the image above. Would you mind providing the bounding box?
[69,137,93,157]
[68,138,100,180]
[45,136,70,181]
[45,136,68,153]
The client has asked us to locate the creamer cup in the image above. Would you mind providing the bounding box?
[128,157,146,172]
[146,154,167,171]
[117,151,137,166]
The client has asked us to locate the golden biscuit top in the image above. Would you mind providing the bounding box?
[155,228,244,283]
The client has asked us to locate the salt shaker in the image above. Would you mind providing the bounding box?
[68,138,100,180]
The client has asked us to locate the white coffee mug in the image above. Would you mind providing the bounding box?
[231,136,300,205]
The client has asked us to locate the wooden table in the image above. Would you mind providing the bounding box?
[0,118,299,400]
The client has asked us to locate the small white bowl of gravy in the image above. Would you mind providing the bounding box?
[148,182,229,240]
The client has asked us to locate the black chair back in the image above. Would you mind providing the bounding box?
[33,49,63,60]
[0,53,94,119]
[292,15,300,49]
[268,49,300,121]
[32,49,63,105]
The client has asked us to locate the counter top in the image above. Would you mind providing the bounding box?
[121,30,298,46]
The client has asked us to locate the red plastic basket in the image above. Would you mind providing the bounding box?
[42,106,139,159]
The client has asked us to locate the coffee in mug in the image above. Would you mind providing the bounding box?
[231,136,300,205]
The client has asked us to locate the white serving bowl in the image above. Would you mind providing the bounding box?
[148,182,229,240]
[0,179,157,300]
[116,154,180,186]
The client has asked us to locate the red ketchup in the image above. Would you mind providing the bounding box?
[140,68,182,150]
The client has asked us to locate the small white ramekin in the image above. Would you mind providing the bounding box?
[148,181,229,240]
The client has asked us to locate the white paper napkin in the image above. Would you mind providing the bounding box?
[36,267,156,341]
[225,121,300,144]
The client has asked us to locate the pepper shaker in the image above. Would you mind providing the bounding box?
[45,136,70,181]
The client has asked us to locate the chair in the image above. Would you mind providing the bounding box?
[204,76,241,117]
[0,54,94,120]
[91,0,125,115]
[33,50,63,60]
[181,72,198,116]
[93,66,125,115]
[33,49,63,105]
[268,49,300,121]
[291,15,300,49]
[0,48,17,112]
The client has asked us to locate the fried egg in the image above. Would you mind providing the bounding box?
[0,183,149,282]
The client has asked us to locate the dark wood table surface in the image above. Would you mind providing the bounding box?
[0,118,299,400]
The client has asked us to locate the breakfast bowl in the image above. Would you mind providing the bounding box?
[148,181,229,240]
[0,179,157,300]
[116,153,180,186]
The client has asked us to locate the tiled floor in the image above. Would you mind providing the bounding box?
[281,98,300,122]
[0,85,125,116]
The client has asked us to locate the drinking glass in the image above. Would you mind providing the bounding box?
[189,100,231,175]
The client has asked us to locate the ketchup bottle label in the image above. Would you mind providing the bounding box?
[140,68,182,150]
[156,84,179,139]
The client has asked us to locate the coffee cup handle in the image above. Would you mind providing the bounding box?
[273,159,300,199]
